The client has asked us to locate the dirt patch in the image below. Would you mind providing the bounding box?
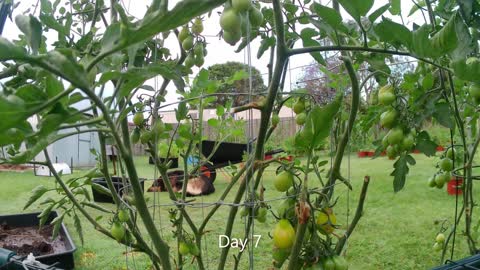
[0,222,67,256]
[0,164,30,172]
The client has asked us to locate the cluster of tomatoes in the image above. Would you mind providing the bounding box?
[178,18,207,69]
[240,191,268,223]
[270,169,347,269]
[130,112,166,145]
[219,0,264,46]
[293,98,307,126]
[428,148,455,189]
[110,208,132,243]
[378,85,416,159]
[178,239,200,257]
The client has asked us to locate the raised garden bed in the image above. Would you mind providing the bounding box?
[92,176,145,204]
[0,211,76,269]
[432,254,480,269]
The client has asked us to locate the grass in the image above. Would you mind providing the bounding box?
[0,153,476,270]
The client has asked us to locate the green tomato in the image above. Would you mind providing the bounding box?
[133,112,144,126]
[223,30,242,46]
[296,112,307,125]
[191,18,203,35]
[152,120,165,135]
[195,54,204,67]
[189,243,200,256]
[232,0,252,12]
[323,257,336,270]
[140,130,153,144]
[220,9,242,33]
[271,114,280,126]
[273,219,295,249]
[118,209,130,223]
[293,100,306,114]
[436,233,446,243]
[332,256,348,270]
[446,148,455,159]
[184,52,195,68]
[249,7,264,27]
[440,158,453,172]
[194,42,204,56]
[111,222,125,242]
[274,171,294,192]
[379,91,396,105]
[130,128,140,144]
[386,145,397,159]
[182,36,194,51]
[387,127,404,145]
[402,133,415,151]
[433,242,443,252]
[428,176,437,188]
[470,84,480,104]
[178,26,190,43]
[380,109,397,128]
[272,246,290,265]
[435,173,449,188]
[179,242,190,255]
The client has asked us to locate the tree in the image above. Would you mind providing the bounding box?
[207,61,266,107]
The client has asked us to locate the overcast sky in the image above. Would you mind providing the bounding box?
[2,0,421,111]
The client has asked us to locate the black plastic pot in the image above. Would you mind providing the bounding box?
[432,254,480,269]
[201,140,250,164]
[91,176,145,204]
[0,211,76,269]
[148,157,179,168]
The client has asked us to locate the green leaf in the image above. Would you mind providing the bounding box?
[300,28,326,66]
[45,75,64,98]
[257,36,275,59]
[389,0,401,15]
[24,185,49,210]
[411,25,437,58]
[33,51,90,90]
[336,0,374,23]
[433,102,454,128]
[207,118,220,127]
[391,154,409,192]
[39,13,69,36]
[0,38,28,61]
[374,17,412,49]
[175,101,188,122]
[452,57,480,83]
[430,13,459,56]
[15,15,42,54]
[415,131,438,157]
[216,105,225,117]
[38,204,55,227]
[51,212,65,239]
[408,0,425,16]
[295,95,342,150]
[73,213,84,246]
[311,3,345,31]
[368,3,391,23]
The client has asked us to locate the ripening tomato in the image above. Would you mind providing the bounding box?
[249,7,264,27]
[446,148,455,159]
[316,209,336,234]
[293,100,306,114]
[273,219,295,249]
[378,86,396,105]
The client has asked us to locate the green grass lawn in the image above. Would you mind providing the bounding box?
[0,154,475,270]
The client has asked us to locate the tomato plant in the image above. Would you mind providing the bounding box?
[3,0,480,268]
